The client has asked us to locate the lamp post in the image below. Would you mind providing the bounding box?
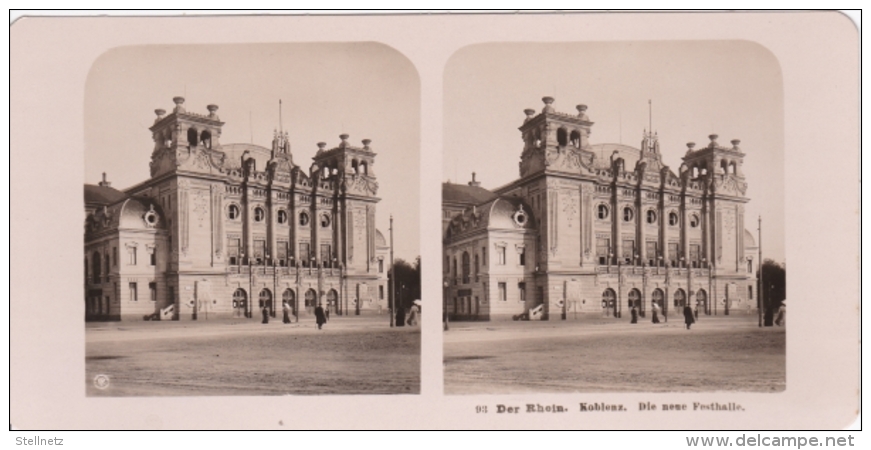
[243,250,252,319]
[443,278,449,331]
[701,257,710,316]
[758,215,764,328]
[389,214,395,328]
[616,256,622,319]
[268,252,276,318]
[291,255,299,322]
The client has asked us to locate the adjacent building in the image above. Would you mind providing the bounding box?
[443,97,757,321]
[84,97,389,321]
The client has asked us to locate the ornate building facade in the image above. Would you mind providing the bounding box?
[443,97,757,321]
[84,97,389,321]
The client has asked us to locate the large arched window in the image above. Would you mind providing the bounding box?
[461,251,470,284]
[673,289,686,307]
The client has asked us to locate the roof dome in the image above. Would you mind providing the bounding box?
[744,229,757,248]
[486,196,535,230]
[445,195,535,240]
[118,198,164,230]
[589,143,641,169]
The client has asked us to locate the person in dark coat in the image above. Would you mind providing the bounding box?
[683,305,695,330]
[282,301,291,324]
[630,305,638,324]
[261,305,269,324]
[651,302,661,324]
[315,305,327,329]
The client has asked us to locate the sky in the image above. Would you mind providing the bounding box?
[84,43,420,261]
[443,41,785,263]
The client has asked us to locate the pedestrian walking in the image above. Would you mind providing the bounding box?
[406,303,420,326]
[315,304,327,330]
[630,305,638,324]
[651,302,661,324]
[774,301,786,326]
[282,301,291,324]
[683,305,695,330]
[261,305,269,324]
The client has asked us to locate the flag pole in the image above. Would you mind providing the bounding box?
[389,214,395,328]
[758,215,763,327]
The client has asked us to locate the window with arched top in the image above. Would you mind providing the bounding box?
[277,209,288,224]
[320,213,331,228]
[253,207,265,222]
[461,252,470,284]
[91,252,101,284]
[557,128,568,147]
[570,130,581,148]
[668,211,679,226]
[187,128,198,147]
[623,207,634,222]
[351,160,359,174]
[360,161,368,175]
[646,210,657,224]
[597,204,609,220]
[299,211,310,227]
[689,214,700,228]
[227,204,240,220]
[200,130,212,149]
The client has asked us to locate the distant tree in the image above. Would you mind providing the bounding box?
[388,257,421,311]
[760,259,786,326]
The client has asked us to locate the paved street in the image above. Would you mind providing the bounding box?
[86,316,420,396]
[444,315,785,394]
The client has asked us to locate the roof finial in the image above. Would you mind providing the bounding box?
[648,99,653,136]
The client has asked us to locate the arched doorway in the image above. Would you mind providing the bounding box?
[232,288,247,317]
[304,289,317,314]
[673,288,687,308]
[602,288,616,317]
[259,289,273,314]
[696,289,708,315]
[327,289,339,315]
[282,289,296,316]
[652,288,665,318]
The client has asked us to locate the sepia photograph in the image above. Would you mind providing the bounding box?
[442,41,786,394]
[9,11,859,433]
[82,43,421,396]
